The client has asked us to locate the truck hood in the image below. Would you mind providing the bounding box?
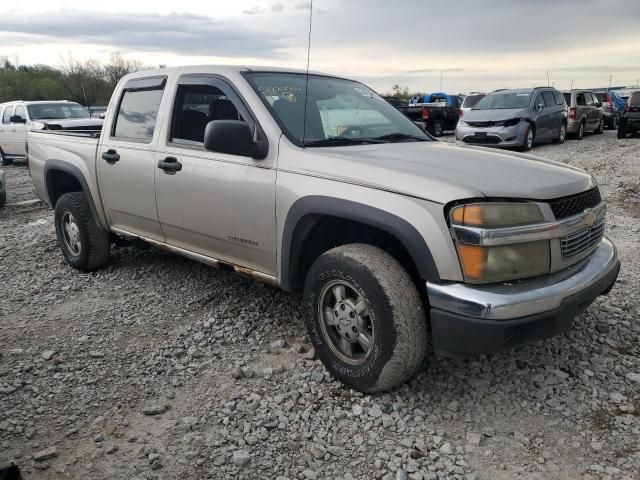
[289,141,595,204]
[464,108,530,121]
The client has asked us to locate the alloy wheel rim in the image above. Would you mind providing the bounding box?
[62,212,81,256]
[560,125,566,142]
[527,129,533,148]
[318,279,374,365]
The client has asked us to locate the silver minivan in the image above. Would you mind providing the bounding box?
[456,87,568,151]
[562,90,605,139]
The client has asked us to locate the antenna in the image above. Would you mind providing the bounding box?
[302,0,314,147]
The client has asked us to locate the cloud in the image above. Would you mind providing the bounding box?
[243,6,266,15]
[271,3,286,12]
[0,9,287,58]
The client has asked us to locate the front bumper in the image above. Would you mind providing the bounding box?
[426,238,620,353]
[455,121,527,147]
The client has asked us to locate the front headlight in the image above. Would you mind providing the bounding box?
[450,202,550,283]
[495,118,521,127]
[450,202,544,227]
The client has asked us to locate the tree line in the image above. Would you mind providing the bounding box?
[0,53,146,107]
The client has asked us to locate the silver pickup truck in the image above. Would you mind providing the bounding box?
[28,66,620,393]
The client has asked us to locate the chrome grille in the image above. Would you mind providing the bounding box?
[561,218,605,258]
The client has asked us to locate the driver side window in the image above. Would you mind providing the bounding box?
[169,82,249,146]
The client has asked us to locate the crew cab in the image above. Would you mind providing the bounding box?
[28,66,620,393]
[397,92,462,136]
[0,100,93,165]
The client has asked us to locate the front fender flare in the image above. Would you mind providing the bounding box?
[280,196,440,291]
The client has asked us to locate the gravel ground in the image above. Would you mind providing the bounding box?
[1,131,639,480]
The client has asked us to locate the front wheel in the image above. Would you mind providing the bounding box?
[595,117,604,134]
[0,150,13,166]
[303,244,427,393]
[54,192,110,271]
[519,125,535,151]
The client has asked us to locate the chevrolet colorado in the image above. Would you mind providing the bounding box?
[28,66,620,392]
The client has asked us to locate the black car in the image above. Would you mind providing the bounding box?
[617,91,640,138]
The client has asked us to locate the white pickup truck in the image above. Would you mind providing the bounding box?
[0,100,100,165]
[27,66,620,392]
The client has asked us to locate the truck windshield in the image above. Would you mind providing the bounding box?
[473,93,532,110]
[27,103,90,120]
[244,72,429,146]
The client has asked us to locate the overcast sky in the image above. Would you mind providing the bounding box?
[1,0,639,93]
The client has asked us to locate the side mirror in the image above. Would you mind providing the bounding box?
[10,115,26,124]
[98,112,106,119]
[204,120,268,160]
[535,104,544,112]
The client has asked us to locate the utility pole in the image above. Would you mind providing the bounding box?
[546,70,550,87]
[570,79,574,90]
[608,75,613,90]
[439,72,443,91]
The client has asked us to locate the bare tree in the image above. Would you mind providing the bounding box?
[104,52,142,90]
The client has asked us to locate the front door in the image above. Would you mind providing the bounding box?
[11,105,28,156]
[97,76,168,242]
[154,75,277,276]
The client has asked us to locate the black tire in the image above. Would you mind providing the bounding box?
[595,117,604,134]
[609,115,618,130]
[575,120,585,140]
[617,126,626,139]
[54,192,110,271]
[430,119,444,137]
[519,125,535,151]
[0,150,13,166]
[0,189,5,208]
[303,244,427,393]
[553,122,566,144]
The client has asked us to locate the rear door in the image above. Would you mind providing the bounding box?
[97,76,168,241]
[533,92,551,140]
[576,92,588,126]
[542,91,560,137]
[154,74,277,276]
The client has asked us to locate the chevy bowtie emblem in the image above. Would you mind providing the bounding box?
[584,209,596,226]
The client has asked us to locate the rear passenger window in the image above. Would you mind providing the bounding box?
[542,91,556,106]
[630,92,640,106]
[576,93,587,106]
[112,79,165,143]
[554,91,565,106]
[2,107,13,124]
[584,93,594,106]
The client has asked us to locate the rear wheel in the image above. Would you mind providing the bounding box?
[575,120,585,140]
[54,192,110,271]
[0,189,5,208]
[617,125,627,139]
[595,117,604,134]
[430,119,444,137]
[553,122,566,143]
[303,244,427,393]
[610,115,618,130]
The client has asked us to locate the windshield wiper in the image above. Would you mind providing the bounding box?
[371,132,427,142]
[303,136,386,147]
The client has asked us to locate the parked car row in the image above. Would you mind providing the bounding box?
[385,86,638,151]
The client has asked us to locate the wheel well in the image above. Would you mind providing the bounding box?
[287,215,420,293]
[46,169,83,207]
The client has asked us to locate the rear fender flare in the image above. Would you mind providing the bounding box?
[44,159,107,229]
